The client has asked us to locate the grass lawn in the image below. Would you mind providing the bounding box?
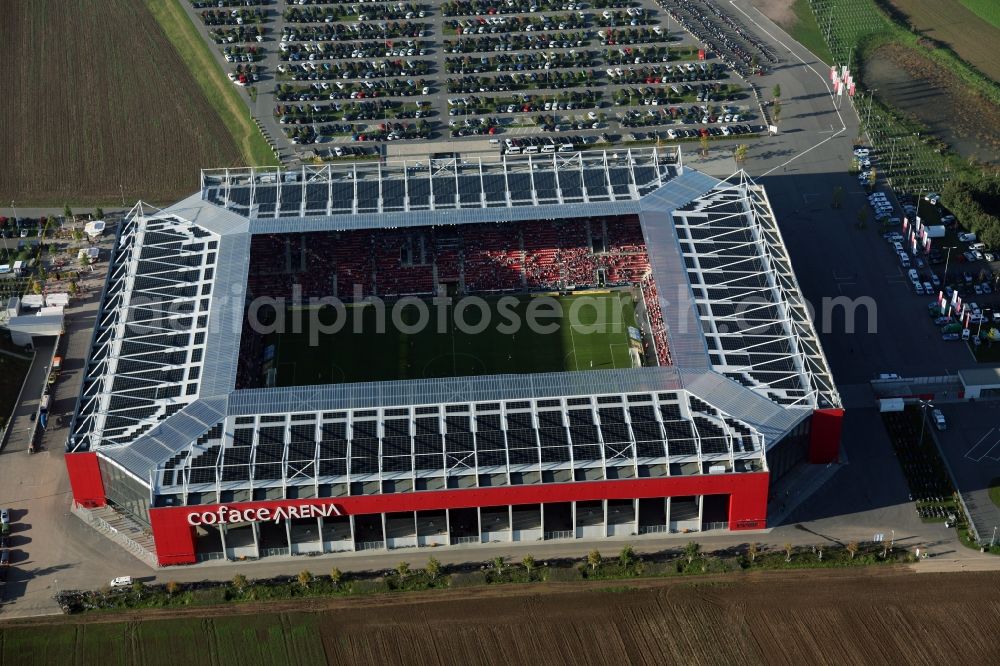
[268,291,643,386]
[787,0,835,65]
[146,0,277,167]
[959,0,1000,29]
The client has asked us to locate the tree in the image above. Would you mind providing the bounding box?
[522,554,536,576]
[95,207,104,220]
[684,541,700,564]
[772,101,782,124]
[748,542,758,563]
[831,186,844,209]
[868,168,877,187]
[67,281,78,297]
[426,556,442,581]
[72,228,83,242]
[31,280,42,295]
[856,207,869,230]
[330,567,343,586]
[492,555,506,571]
[396,561,411,580]
[232,573,249,592]
[298,570,313,589]
[847,542,859,559]
[63,204,73,221]
[587,549,603,571]
[132,580,146,598]
[733,144,749,162]
[699,133,709,156]
[783,543,794,562]
[618,545,636,570]
[771,84,781,99]
[166,580,180,596]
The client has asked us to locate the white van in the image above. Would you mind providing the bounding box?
[110,576,133,588]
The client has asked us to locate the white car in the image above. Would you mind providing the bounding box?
[958,232,977,242]
[932,409,946,431]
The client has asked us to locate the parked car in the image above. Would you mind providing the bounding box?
[931,409,946,431]
[0,508,9,525]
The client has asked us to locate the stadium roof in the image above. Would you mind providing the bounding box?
[69,149,839,491]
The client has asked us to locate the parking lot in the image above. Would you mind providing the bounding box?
[864,178,1000,361]
[180,0,778,158]
[929,403,1000,545]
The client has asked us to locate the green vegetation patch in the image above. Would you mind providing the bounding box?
[788,0,835,65]
[145,0,277,166]
[989,477,1000,509]
[268,291,642,386]
[959,0,1000,29]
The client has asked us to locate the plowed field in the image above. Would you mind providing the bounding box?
[3,568,1000,665]
[886,0,1000,82]
[0,0,243,206]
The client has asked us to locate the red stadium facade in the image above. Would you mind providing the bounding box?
[66,453,770,566]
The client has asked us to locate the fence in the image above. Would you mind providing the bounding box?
[638,524,670,535]
[704,521,729,531]
[451,535,480,545]
[807,0,946,194]
[196,551,226,563]
[543,530,575,540]
[260,547,290,558]
[356,540,385,551]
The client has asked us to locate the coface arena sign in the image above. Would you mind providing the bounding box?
[186,503,342,526]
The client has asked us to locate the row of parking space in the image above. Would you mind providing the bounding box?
[184,0,774,149]
[192,496,727,559]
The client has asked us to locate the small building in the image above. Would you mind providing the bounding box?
[6,311,64,346]
[45,292,70,308]
[5,296,20,318]
[84,220,106,238]
[20,294,45,309]
[78,247,100,263]
[958,367,1000,400]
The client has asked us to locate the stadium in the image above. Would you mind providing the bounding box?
[64,148,843,566]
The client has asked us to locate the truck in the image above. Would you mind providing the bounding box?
[925,225,946,238]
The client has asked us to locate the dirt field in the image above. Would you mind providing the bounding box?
[0,0,243,206]
[886,0,1000,83]
[3,568,1000,665]
[863,42,1000,163]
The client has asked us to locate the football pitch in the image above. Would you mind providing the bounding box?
[266,291,644,386]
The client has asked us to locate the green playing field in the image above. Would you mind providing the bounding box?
[264,290,644,386]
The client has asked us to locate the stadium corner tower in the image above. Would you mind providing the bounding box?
[65,149,842,566]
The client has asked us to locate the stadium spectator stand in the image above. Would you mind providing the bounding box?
[237,215,671,386]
